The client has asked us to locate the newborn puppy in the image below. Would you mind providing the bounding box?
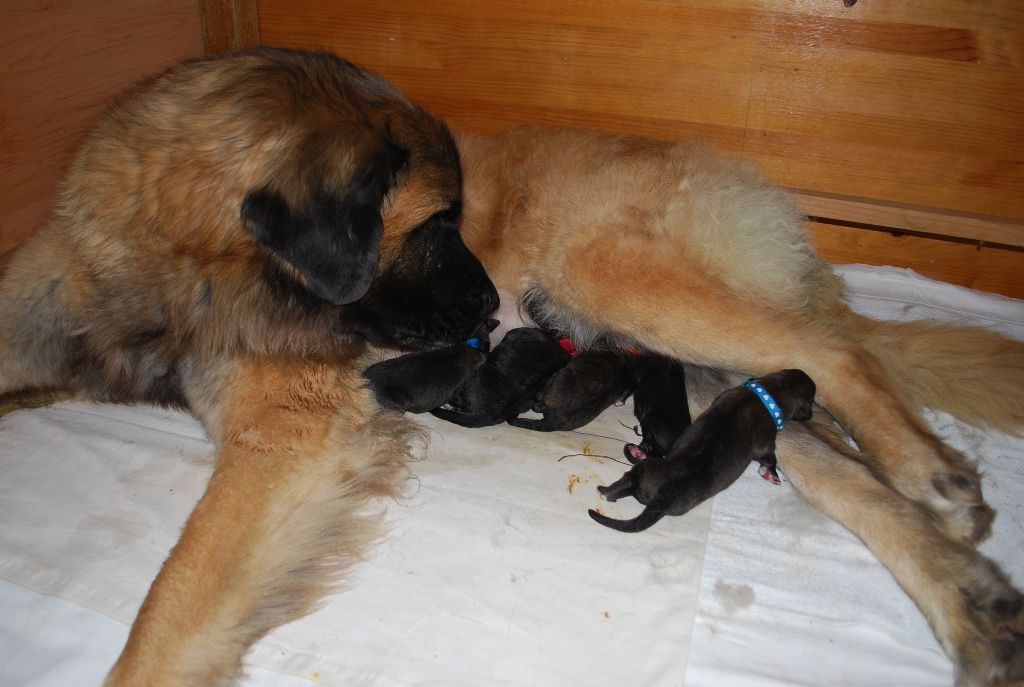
[508,342,637,432]
[624,354,691,463]
[589,369,816,533]
[430,327,571,428]
[363,319,495,413]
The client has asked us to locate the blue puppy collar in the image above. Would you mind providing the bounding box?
[742,379,785,430]
[466,337,484,350]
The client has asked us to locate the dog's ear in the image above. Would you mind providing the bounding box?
[241,144,409,305]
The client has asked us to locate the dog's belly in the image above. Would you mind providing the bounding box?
[488,289,538,347]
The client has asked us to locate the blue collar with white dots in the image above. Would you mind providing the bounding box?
[742,379,785,430]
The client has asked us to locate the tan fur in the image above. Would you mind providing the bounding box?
[456,125,1024,684]
[103,356,423,686]
[845,312,1024,436]
[0,49,461,685]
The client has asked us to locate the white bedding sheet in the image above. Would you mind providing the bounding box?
[1,264,1022,687]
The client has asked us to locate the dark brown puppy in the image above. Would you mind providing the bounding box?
[363,319,496,413]
[508,341,637,432]
[0,48,497,685]
[623,354,691,463]
[590,369,815,532]
[430,327,571,428]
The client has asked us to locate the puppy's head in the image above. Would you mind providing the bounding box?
[237,50,498,349]
[760,369,816,422]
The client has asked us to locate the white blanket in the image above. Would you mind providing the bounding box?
[2,265,1022,687]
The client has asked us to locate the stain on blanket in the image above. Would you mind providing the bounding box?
[714,579,754,614]
[568,474,581,494]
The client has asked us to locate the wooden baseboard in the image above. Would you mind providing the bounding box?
[795,189,1024,249]
[808,219,1024,300]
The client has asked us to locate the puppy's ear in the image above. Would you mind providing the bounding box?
[241,144,409,305]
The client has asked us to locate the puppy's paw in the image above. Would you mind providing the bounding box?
[623,443,647,464]
[757,463,782,485]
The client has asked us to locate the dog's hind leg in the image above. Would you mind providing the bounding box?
[0,387,80,419]
[0,234,84,398]
[781,421,1024,687]
[551,237,990,543]
[685,366,1024,685]
[104,355,420,686]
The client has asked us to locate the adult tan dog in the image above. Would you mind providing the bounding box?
[0,48,498,685]
[3,48,1024,686]
[455,127,1024,686]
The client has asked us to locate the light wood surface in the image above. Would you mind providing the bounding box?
[200,0,260,54]
[0,0,203,269]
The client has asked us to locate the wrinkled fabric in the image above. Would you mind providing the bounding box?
[1,264,1022,687]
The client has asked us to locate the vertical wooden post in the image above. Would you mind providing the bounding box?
[200,0,260,54]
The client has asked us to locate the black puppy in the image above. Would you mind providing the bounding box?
[363,319,495,413]
[623,354,691,463]
[589,369,816,533]
[430,327,571,428]
[507,341,638,432]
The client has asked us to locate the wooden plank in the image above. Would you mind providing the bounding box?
[794,190,1024,248]
[200,0,260,54]
[808,220,1024,300]
[257,0,1024,220]
[0,1,203,270]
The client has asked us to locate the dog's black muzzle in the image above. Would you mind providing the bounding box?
[342,208,498,350]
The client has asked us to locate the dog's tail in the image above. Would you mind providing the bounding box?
[840,309,1024,436]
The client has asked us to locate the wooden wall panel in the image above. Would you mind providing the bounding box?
[257,0,1024,222]
[0,0,203,269]
[201,0,260,54]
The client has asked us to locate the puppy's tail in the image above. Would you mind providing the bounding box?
[507,416,557,432]
[588,507,665,533]
[588,483,690,533]
[841,310,1024,436]
[429,407,494,428]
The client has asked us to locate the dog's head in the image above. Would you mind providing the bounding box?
[236,49,497,350]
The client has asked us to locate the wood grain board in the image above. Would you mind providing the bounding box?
[0,0,203,267]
